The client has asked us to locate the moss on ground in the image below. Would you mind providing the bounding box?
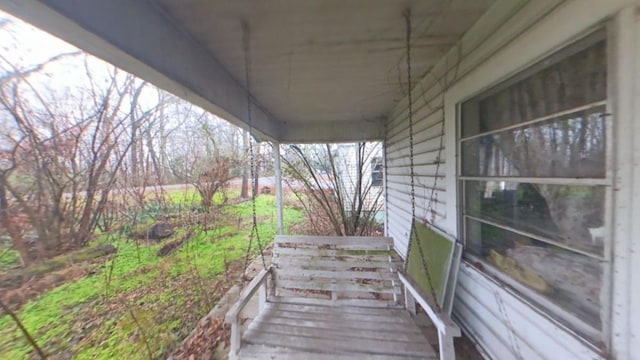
[0,193,302,359]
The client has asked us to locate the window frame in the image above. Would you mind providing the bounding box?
[456,28,613,344]
[371,156,383,187]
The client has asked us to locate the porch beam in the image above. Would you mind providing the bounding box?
[279,118,385,144]
[0,0,282,141]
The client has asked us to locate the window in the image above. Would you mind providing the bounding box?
[459,32,608,340]
[371,156,383,186]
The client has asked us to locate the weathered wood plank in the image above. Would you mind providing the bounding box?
[261,307,412,325]
[265,302,408,317]
[272,257,401,270]
[275,235,393,246]
[276,242,393,251]
[243,329,434,357]
[268,295,402,309]
[272,247,397,260]
[276,279,401,294]
[239,344,429,360]
[247,321,427,342]
[275,268,398,281]
[253,311,419,333]
[228,236,437,359]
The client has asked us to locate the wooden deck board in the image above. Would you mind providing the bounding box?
[232,236,437,359]
[268,295,403,309]
[238,344,428,360]
[264,302,410,316]
[272,257,401,270]
[240,300,437,359]
[276,279,401,294]
[261,302,412,323]
[275,235,393,246]
[275,268,399,281]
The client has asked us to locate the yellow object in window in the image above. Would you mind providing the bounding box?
[489,250,550,294]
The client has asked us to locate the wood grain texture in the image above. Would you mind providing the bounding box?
[232,236,436,359]
[241,301,436,359]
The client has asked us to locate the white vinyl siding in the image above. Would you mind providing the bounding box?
[384,1,638,359]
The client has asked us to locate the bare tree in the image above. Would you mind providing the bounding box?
[240,130,250,198]
[169,113,235,209]
[282,142,384,236]
[0,52,152,263]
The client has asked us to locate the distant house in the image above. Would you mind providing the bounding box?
[335,143,383,216]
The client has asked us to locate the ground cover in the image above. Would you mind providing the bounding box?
[0,191,302,359]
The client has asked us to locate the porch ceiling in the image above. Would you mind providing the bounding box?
[0,0,494,143]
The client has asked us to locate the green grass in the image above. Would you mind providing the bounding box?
[0,248,21,273]
[164,187,238,207]
[0,193,302,359]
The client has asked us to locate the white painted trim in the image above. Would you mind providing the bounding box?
[463,215,605,260]
[383,140,390,237]
[441,0,639,357]
[630,4,640,354]
[459,101,607,142]
[398,272,461,333]
[609,6,639,360]
[273,142,284,235]
[225,266,273,355]
[459,176,610,186]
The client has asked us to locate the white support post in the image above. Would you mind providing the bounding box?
[405,286,416,316]
[438,331,456,360]
[229,319,240,356]
[274,142,284,235]
[258,281,266,313]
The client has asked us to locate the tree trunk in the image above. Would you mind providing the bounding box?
[253,157,260,198]
[0,178,28,266]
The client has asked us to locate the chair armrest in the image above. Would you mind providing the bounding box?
[225,266,272,325]
[398,271,461,337]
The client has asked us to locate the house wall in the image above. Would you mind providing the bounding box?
[335,143,383,214]
[384,0,640,359]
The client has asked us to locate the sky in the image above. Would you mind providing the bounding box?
[0,10,77,65]
[0,9,177,113]
[0,10,95,89]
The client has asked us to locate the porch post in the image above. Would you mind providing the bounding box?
[274,142,284,235]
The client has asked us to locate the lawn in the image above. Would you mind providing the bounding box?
[0,192,302,359]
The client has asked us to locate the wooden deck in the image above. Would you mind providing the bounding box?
[227,236,445,360]
[240,300,435,359]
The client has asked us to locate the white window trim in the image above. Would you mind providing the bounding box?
[459,100,608,142]
[440,6,630,353]
[456,30,611,340]
[434,1,638,357]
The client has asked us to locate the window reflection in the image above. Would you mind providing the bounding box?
[462,107,606,178]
